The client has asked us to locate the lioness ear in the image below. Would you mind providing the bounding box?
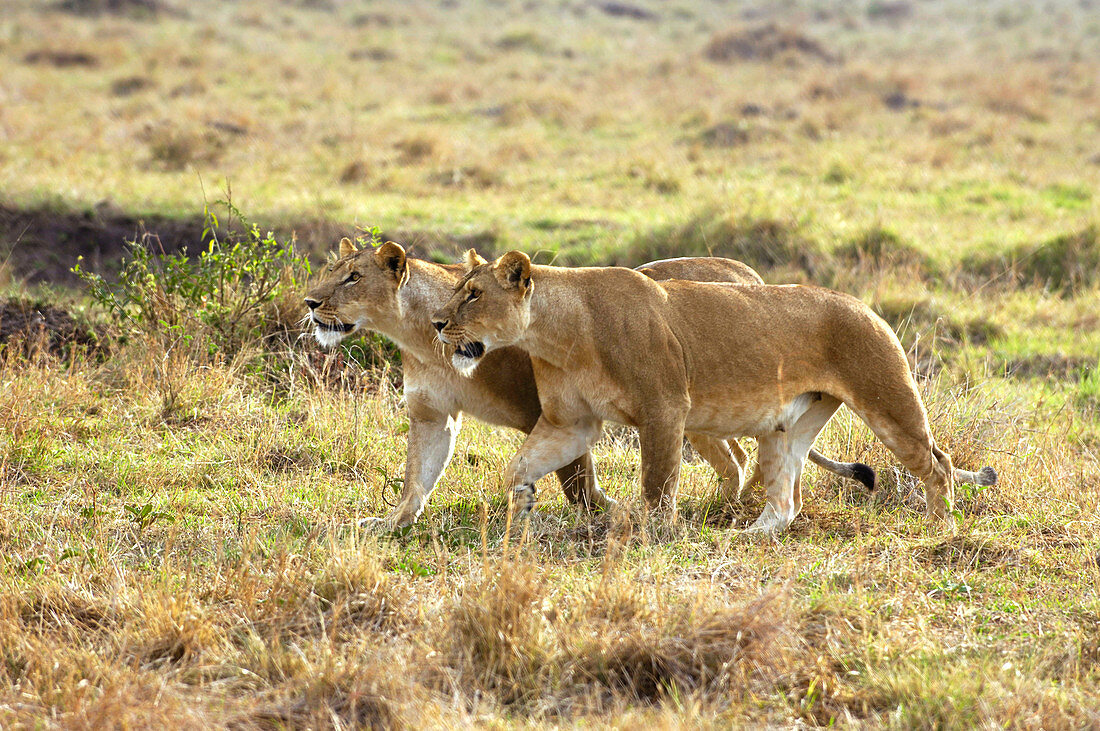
[374,241,409,287]
[493,250,532,292]
[339,237,358,259]
[464,248,488,272]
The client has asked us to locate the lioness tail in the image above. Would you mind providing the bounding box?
[807,449,877,491]
[956,465,997,487]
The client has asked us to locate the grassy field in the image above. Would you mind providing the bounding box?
[1,0,1099,727]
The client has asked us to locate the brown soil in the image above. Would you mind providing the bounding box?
[0,299,101,357]
[0,203,204,285]
[0,202,505,288]
[52,0,178,18]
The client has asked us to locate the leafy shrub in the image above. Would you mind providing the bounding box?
[73,200,311,360]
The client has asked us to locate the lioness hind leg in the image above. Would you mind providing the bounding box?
[926,446,955,519]
[857,409,956,520]
[744,395,841,536]
[744,434,803,535]
[687,434,746,502]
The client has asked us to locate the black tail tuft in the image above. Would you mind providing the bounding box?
[850,462,877,491]
[976,465,997,486]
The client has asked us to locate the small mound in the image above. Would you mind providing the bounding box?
[704,24,836,64]
[620,210,825,282]
[577,591,789,703]
[695,120,752,148]
[0,299,101,358]
[965,227,1100,293]
[834,227,935,274]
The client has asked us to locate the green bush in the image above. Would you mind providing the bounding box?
[72,200,311,359]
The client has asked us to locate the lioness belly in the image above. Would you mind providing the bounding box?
[686,391,820,439]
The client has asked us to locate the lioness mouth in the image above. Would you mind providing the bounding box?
[456,341,485,359]
[313,317,355,334]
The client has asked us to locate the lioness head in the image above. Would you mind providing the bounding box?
[431,249,532,376]
[303,237,409,348]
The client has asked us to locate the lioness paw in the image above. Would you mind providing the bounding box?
[509,483,537,518]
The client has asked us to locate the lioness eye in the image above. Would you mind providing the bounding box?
[344,272,360,285]
[466,289,480,302]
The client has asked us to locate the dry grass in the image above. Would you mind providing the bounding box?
[0,324,1098,725]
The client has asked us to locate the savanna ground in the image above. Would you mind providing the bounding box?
[1,0,1099,726]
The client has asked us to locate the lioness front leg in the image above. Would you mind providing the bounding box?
[638,418,687,520]
[362,404,460,531]
[505,416,604,519]
[849,397,956,521]
[555,452,615,512]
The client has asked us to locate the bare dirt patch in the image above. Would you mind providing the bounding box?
[22,50,99,68]
[52,0,178,18]
[0,298,101,357]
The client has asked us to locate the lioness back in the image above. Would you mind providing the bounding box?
[636,257,764,285]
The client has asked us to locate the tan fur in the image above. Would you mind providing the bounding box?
[303,242,876,529]
[432,251,997,534]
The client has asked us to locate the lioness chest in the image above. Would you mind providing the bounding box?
[405,347,542,431]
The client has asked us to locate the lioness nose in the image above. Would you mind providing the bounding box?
[304,297,321,311]
[432,319,446,333]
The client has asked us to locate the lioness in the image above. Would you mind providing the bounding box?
[431,251,997,535]
[304,239,876,529]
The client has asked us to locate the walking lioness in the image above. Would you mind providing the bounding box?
[431,251,996,535]
[304,239,877,530]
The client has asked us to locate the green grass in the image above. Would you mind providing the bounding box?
[2,0,1099,265]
